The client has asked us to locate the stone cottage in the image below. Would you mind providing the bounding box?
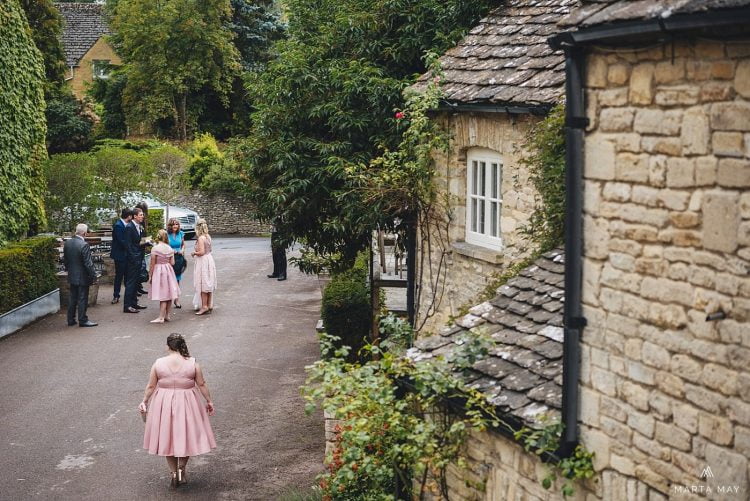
[548,0,750,498]
[56,2,120,99]
[413,0,576,333]
[407,0,750,500]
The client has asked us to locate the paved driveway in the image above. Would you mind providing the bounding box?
[0,236,324,500]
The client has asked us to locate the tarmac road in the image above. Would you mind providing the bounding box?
[0,236,324,500]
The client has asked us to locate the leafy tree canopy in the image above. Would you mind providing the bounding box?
[244,0,492,262]
[109,0,242,140]
[19,0,67,86]
[0,0,47,242]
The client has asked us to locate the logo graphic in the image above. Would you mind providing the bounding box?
[701,466,714,479]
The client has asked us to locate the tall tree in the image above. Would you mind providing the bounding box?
[0,0,47,241]
[244,0,492,262]
[20,0,94,153]
[110,0,241,140]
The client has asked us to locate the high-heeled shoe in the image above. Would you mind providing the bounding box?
[170,471,180,488]
[178,466,186,484]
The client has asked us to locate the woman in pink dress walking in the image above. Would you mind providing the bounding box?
[148,230,181,323]
[138,333,216,488]
[191,219,217,315]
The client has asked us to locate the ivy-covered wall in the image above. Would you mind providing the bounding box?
[0,0,48,243]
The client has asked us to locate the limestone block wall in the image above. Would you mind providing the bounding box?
[174,191,271,235]
[579,40,750,499]
[419,429,595,501]
[65,37,122,100]
[417,112,540,332]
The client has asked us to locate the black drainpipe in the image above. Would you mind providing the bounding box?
[559,45,587,457]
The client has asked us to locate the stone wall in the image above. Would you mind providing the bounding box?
[174,191,271,235]
[579,40,750,499]
[417,112,540,332]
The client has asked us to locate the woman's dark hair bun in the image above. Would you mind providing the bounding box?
[167,333,190,358]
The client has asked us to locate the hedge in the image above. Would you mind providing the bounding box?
[147,208,165,241]
[320,253,371,362]
[0,236,58,315]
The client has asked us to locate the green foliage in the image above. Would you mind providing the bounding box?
[146,208,165,241]
[244,0,492,262]
[230,0,285,72]
[0,0,48,242]
[110,0,241,139]
[19,0,67,86]
[45,89,95,154]
[519,103,566,252]
[514,417,596,497]
[43,153,101,233]
[145,145,189,212]
[303,331,501,500]
[0,236,59,315]
[188,133,223,188]
[378,313,412,355]
[93,146,152,211]
[320,253,371,363]
[88,69,128,139]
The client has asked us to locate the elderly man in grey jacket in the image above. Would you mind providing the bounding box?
[63,223,98,327]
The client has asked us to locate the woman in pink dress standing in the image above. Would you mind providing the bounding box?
[139,333,216,488]
[191,219,217,315]
[148,230,181,323]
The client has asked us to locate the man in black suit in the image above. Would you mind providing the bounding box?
[110,208,133,304]
[123,208,147,313]
[267,223,287,281]
[63,223,98,327]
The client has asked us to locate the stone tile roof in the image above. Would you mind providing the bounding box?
[407,249,565,428]
[55,3,111,67]
[415,0,578,107]
[560,0,750,27]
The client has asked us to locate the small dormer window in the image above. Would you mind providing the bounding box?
[93,60,110,79]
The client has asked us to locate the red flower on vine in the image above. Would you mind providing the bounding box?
[395,111,405,119]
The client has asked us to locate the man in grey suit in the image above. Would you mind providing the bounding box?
[63,223,98,327]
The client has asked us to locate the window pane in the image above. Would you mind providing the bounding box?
[498,163,502,200]
[491,202,497,237]
[479,162,486,196]
[471,198,477,232]
[491,163,498,199]
[479,200,485,234]
[471,161,478,195]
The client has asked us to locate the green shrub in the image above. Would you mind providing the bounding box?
[0,236,58,315]
[146,208,165,241]
[43,153,101,233]
[187,133,223,189]
[320,253,371,362]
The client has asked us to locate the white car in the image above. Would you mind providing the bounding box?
[114,193,200,239]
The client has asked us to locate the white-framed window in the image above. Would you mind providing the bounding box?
[465,148,503,250]
[92,59,111,79]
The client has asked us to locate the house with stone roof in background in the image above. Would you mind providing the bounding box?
[412,0,576,334]
[55,2,120,99]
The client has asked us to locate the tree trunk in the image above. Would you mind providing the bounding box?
[179,93,188,141]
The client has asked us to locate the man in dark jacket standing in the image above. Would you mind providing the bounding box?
[110,208,133,304]
[123,208,146,313]
[64,223,98,327]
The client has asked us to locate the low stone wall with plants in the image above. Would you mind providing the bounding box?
[174,191,270,236]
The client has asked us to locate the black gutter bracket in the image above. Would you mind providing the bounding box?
[566,116,590,129]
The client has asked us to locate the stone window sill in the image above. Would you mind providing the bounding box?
[451,241,503,265]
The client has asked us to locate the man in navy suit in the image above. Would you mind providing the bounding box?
[110,208,133,304]
[123,208,147,313]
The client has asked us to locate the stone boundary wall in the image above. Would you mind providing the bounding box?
[174,191,271,236]
[579,39,750,499]
[417,112,539,332]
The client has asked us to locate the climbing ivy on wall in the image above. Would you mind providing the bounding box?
[519,103,566,252]
[0,0,48,242]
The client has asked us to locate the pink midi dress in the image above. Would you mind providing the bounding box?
[148,246,181,302]
[192,236,217,309]
[143,356,216,457]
